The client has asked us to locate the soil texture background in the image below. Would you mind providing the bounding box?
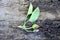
[0,0,60,40]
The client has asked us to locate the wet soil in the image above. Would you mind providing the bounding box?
[39,19,60,40]
[0,19,60,40]
[25,19,60,40]
[0,0,60,40]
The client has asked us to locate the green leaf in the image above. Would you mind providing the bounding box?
[29,7,40,22]
[32,24,37,29]
[26,3,33,19]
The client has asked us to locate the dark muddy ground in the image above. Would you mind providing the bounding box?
[0,19,60,40]
[0,0,60,40]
